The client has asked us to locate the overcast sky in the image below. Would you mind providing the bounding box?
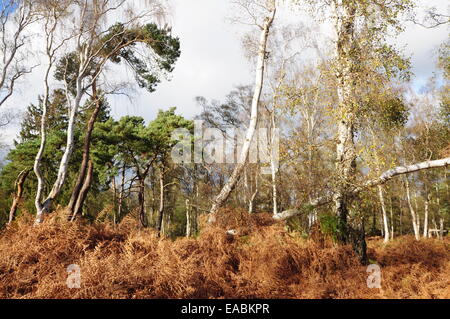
[0,0,448,154]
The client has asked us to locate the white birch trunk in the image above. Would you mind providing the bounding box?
[248,170,259,214]
[404,177,420,241]
[378,185,390,243]
[389,195,394,240]
[269,116,278,216]
[35,75,84,223]
[423,192,430,238]
[331,0,359,243]
[186,199,191,237]
[33,10,60,223]
[33,68,51,219]
[209,5,276,220]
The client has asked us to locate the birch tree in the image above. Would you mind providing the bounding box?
[65,21,180,221]
[271,0,417,259]
[209,0,277,220]
[33,1,72,224]
[34,0,172,223]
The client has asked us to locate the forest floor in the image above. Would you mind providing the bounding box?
[0,209,449,299]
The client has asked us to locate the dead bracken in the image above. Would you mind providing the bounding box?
[0,210,448,299]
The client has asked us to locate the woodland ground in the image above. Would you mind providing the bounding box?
[0,209,448,299]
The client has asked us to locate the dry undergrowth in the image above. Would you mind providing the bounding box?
[0,209,448,299]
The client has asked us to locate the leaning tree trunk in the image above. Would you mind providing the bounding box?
[67,81,101,219]
[209,7,276,221]
[273,158,450,221]
[8,168,32,224]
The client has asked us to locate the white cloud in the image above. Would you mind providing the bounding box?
[0,0,448,154]
[109,0,254,122]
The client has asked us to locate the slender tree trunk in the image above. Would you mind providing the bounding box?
[209,6,276,220]
[423,192,430,238]
[35,75,85,224]
[186,199,191,237]
[389,194,394,240]
[378,185,390,243]
[8,168,31,224]
[399,199,403,236]
[244,168,250,208]
[34,43,53,224]
[138,175,147,227]
[405,177,420,240]
[433,183,440,231]
[70,159,94,221]
[67,81,100,219]
[112,173,117,225]
[248,170,259,214]
[307,122,317,230]
[194,170,199,234]
[150,169,156,227]
[269,104,278,216]
[157,169,165,237]
[414,190,420,233]
[117,164,126,222]
[270,147,278,216]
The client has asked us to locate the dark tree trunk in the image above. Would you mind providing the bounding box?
[117,164,126,222]
[8,168,31,224]
[67,81,101,220]
[156,169,165,237]
[138,175,148,227]
[70,159,94,221]
[112,173,117,225]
